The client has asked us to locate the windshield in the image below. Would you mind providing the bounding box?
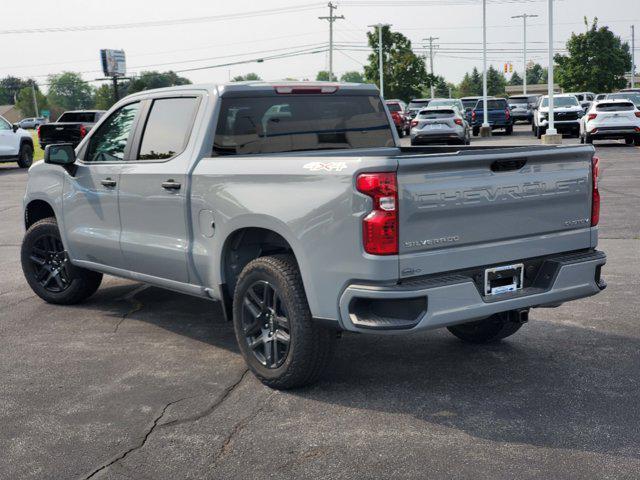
[541,97,579,108]
[607,93,640,104]
[213,94,394,155]
[386,103,402,112]
[408,101,430,109]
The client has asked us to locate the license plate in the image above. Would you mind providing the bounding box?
[484,263,524,296]
[425,124,444,130]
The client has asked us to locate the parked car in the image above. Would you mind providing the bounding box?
[0,114,34,168]
[17,117,47,129]
[385,100,409,136]
[580,99,640,146]
[407,98,432,118]
[567,92,596,112]
[470,98,513,136]
[461,96,482,122]
[427,98,465,114]
[37,110,106,149]
[606,92,640,110]
[410,106,470,145]
[533,94,583,138]
[507,94,540,124]
[21,82,606,388]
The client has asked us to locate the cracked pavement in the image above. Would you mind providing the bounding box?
[1,126,639,479]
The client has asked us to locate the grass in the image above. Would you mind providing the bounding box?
[31,131,44,161]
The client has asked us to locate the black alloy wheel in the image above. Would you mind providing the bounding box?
[28,234,71,293]
[241,279,291,369]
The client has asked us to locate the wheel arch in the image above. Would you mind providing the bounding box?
[25,199,56,229]
[20,135,34,149]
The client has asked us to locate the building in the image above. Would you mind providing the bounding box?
[505,84,562,95]
[0,105,24,123]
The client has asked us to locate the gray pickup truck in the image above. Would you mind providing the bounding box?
[20,82,606,389]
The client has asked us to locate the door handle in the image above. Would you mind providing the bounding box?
[161,179,181,190]
[101,178,117,187]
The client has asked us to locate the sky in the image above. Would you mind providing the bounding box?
[1,0,638,91]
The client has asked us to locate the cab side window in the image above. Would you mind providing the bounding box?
[137,97,199,160]
[85,103,139,162]
[0,117,11,130]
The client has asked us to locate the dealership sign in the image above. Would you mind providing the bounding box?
[100,49,126,77]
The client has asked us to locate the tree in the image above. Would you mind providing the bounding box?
[554,18,631,92]
[94,84,115,110]
[526,63,548,85]
[486,66,507,96]
[47,72,94,111]
[127,71,191,94]
[0,76,34,104]
[231,72,262,82]
[508,72,523,86]
[432,76,451,98]
[316,71,337,81]
[363,26,429,101]
[340,71,364,83]
[458,67,483,97]
[15,85,48,117]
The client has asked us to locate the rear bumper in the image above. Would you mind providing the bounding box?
[588,127,639,138]
[411,129,464,143]
[338,250,606,334]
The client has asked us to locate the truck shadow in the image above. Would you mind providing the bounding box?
[86,283,639,459]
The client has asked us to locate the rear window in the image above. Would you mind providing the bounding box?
[508,96,528,103]
[386,102,402,112]
[596,102,635,112]
[419,109,455,118]
[138,97,199,160]
[475,100,507,110]
[213,94,394,155]
[409,100,430,109]
[57,112,98,123]
[461,99,478,109]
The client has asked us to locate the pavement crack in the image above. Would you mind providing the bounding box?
[113,285,149,333]
[83,396,190,479]
[159,369,250,429]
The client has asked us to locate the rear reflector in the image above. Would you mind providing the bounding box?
[275,85,338,94]
[356,172,398,255]
[591,156,600,226]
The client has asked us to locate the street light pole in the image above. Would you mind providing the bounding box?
[546,0,557,137]
[368,23,391,99]
[512,13,538,95]
[632,25,636,88]
[480,0,490,136]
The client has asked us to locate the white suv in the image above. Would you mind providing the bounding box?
[533,94,584,139]
[0,115,34,168]
[580,99,640,146]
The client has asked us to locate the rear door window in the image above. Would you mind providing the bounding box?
[214,94,394,155]
[137,97,199,160]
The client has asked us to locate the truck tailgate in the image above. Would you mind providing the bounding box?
[396,146,595,277]
[38,123,83,144]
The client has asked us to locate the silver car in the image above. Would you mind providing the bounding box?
[17,117,47,129]
[410,106,470,145]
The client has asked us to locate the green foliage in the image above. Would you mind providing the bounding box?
[486,66,507,96]
[316,71,337,81]
[0,87,11,105]
[508,71,523,86]
[554,18,631,92]
[231,72,262,82]
[47,72,94,111]
[0,76,34,104]
[526,63,547,85]
[127,71,191,94]
[458,67,483,96]
[340,71,364,83]
[94,84,115,110]
[363,26,429,101]
[15,85,48,117]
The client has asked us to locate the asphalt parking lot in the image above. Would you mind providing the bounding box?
[1,124,639,480]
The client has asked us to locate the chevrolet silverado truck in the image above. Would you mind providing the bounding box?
[37,110,105,150]
[20,82,606,389]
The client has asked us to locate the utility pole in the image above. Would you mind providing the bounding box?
[632,25,636,88]
[368,23,392,98]
[30,83,39,117]
[480,0,490,136]
[319,2,344,82]
[423,36,439,98]
[512,13,538,95]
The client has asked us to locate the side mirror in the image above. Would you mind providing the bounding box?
[12,124,19,133]
[45,144,76,166]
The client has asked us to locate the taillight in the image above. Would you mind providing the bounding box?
[472,110,476,120]
[80,125,87,138]
[588,113,597,121]
[410,120,418,127]
[505,108,511,120]
[591,156,600,226]
[635,112,640,118]
[37,126,41,138]
[356,172,398,255]
[454,118,463,126]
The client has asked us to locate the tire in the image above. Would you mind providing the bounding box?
[625,137,634,145]
[232,254,335,389]
[634,135,640,147]
[21,217,102,305]
[472,127,479,137]
[580,134,585,144]
[397,128,404,138]
[447,311,524,344]
[505,125,513,136]
[536,126,545,139]
[17,143,33,169]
